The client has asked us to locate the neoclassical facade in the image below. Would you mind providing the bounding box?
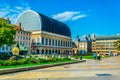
[16,10,72,54]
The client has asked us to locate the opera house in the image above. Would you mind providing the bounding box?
[16,10,72,54]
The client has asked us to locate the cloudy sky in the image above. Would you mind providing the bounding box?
[0,0,120,39]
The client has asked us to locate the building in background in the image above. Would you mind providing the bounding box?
[16,10,72,54]
[0,18,31,54]
[92,33,120,55]
[79,35,92,54]
[14,23,31,54]
[72,35,92,54]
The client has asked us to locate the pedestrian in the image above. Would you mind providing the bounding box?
[97,52,101,60]
[93,52,97,60]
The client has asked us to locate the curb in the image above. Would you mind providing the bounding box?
[0,60,86,75]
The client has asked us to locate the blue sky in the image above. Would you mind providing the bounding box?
[0,0,120,40]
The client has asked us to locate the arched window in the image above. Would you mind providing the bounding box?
[58,50,60,54]
[46,49,48,54]
[49,50,51,54]
[55,50,57,54]
[52,50,54,54]
[41,49,44,54]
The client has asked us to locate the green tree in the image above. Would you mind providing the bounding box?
[114,40,120,50]
[0,18,16,47]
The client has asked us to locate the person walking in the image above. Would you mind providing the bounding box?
[97,52,101,60]
[93,52,97,60]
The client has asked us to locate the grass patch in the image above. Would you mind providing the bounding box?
[82,56,94,59]
[0,60,76,69]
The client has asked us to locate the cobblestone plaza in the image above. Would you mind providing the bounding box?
[0,56,120,80]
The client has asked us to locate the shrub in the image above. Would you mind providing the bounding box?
[38,58,47,63]
[7,60,17,66]
[9,56,17,60]
[20,58,29,64]
[0,60,5,66]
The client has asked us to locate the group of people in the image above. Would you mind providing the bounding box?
[93,52,101,60]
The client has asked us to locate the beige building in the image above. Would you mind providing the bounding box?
[92,33,120,54]
[31,31,72,54]
[14,23,31,52]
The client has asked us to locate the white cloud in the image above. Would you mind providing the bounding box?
[52,11,86,22]
[72,14,87,21]
[0,0,30,24]
[16,6,23,10]
[0,11,9,18]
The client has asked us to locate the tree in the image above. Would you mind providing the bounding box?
[114,40,120,50]
[0,18,16,47]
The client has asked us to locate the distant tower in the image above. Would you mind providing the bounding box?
[76,35,80,42]
[91,33,96,41]
[75,35,80,48]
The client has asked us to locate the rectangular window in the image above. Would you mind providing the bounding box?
[49,39,51,45]
[2,46,4,51]
[52,39,54,46]
[42,37,44,45]
[6,46,8,51]
[46,38,48,45]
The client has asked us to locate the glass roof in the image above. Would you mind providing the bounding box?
[16,10,71,37]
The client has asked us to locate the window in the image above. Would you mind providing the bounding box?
[2,46,5,51]
[46,38,48,45]
[58,40,60,46]
[55,40,57,46]
[52,39,54,46]
[49,39,51,45]
[64,41,65,47]
[61,41,62,46]
[66,41,67,47]
[42,37,44,45]
[37,43,40,45]
[10,47,12,51]
[6,46,8,51]
[68,42,69,47]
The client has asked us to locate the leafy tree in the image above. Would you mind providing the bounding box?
[0,18,16,47]
[114,40,120,50]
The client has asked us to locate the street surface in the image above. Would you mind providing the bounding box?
[0,56,120,80]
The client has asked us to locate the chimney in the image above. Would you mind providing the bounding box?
[18,22,21,30]
[7,18,9,21]
[6,18,11,23]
